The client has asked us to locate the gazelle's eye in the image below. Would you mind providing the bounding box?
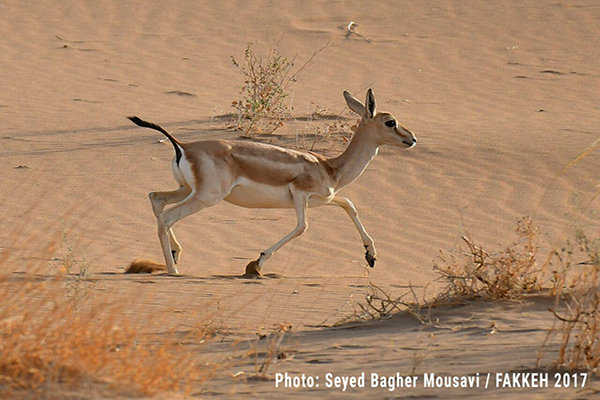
[385,120,396,128]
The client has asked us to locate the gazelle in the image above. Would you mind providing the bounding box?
[128,89,416,275]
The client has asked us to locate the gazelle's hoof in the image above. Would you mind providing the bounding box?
[364,245,376,268]
[365,250,376,268]
[243,260,262,277]
[166,265,180,275]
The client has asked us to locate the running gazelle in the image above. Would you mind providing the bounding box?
[128,89,416,275]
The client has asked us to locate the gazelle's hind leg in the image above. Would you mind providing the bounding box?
[328,196,377,267]
[157,194,210,274]
[245,187,309,276]
[149,186,191,263]
[156,176,232,274]
[149,186,190,217]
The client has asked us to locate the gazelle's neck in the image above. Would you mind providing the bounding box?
[328,123,380,190]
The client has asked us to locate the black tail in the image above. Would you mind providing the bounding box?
[127,116,182,164]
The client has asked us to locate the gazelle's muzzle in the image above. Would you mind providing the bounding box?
[398,127,417,148]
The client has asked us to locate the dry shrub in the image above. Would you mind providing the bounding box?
[433,217,541,301]
[253,324,294,379]
[336,281,431,326]
[546,228,600,372]
[296,104,354,153]
[231,43,293,136]
[340,217,543,328]
[231,324,294,381]
[230,42,329,136]
[314,118,353,147]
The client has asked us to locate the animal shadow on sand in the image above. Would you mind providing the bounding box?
[124,258,281,281]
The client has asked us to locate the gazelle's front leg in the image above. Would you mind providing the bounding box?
[329,196,377,267]
[245,189,309,276]
[149,186,190,263]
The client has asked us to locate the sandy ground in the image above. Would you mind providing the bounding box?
[1,0,599,398]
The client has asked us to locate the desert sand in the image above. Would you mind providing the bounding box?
[1,0,599,398]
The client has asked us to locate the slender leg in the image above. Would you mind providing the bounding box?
[149,186,191,217]
[328,196,377,267]
[157,194,207,274]
[245,189,309,275]
[149,186,191,263]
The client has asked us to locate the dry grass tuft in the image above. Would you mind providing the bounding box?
[0,281,210,397]
[433,217,541,301]
[541,228,600,373]
[336,281,432,326]
[125,258,167,274]
[294,104,354,153]
[0,247,211,397]
[243,324,294,380]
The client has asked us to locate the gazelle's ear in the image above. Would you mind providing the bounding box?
[343,91,366,116]
[365,88,376,118]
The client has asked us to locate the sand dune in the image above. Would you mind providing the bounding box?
[1,0,599,397]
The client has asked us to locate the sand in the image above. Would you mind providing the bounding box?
[1,0,599,398]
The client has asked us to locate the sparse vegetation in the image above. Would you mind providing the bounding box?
[231,324,295,381]
[433,217,541,301]
[231,43,293,136]
[59,231,96,311]
[339,218,545,328]
[342,214,599,380]
[230,42,330,136]
[542,228,600,373]
[0,247,212,398]
[343,214,600,378]
[336,281,432,326]
[295,103,354,152]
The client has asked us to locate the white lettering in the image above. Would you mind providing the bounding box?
[324,373,365,391]
[274,372,317,388]
[423,373,479,388]
[495,372,549,388]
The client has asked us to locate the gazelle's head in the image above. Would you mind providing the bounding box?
[343,89,417,148]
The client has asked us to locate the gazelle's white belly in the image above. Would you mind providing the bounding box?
[224,177,335,209]
[225,178,294,208]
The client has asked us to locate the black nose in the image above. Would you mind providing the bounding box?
[412,137,417,144]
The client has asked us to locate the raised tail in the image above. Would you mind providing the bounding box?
[127,116,183,164]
